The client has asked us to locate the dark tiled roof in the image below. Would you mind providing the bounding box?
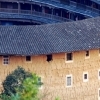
[0,17,100,55]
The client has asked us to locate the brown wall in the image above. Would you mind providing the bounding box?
[0,49,100,100]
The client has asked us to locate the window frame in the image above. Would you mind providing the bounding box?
[85,50,90,59]
[25,56,32,62]
[38,76,44,90]
[65,52,73,63]
[83,72,88,82]
[66,74,73,87]
[3,56,9,65]
[46,54,52,62]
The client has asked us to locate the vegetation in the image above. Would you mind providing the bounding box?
[0,73,42,100]
[0,66,60,100]
[2,67,32,96]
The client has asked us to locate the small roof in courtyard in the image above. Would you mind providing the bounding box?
[0,17,100,55]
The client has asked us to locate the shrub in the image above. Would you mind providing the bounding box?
[0,73,43,100]
[2,66,32,96]
[16,74,42,100]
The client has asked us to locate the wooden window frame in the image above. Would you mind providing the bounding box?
[25,56,32,62]
[85,50,90,59]
[83,72,88,82]
[3,56,9,65]
[65,53,73,63]
[66,74,73,87]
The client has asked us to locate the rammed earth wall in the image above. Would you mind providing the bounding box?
[0,49,100,100]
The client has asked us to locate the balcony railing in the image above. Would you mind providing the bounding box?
[0,8,71,22]
[30,0,100,17]
[0,0,100,17]
[70,1,100,14]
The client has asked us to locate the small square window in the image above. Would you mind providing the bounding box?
[26,56,31,61]
[3,56,9,65]
[67,77,71,86]
[46,54,52,62]
[38,77,43,89]
[83,72,88,82]
[84,74,87,79]
[66,53,73,62]
[85,51,90,59]
[66,75,72,87]
[86,51,89,57]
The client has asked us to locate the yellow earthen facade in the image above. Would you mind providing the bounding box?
[0,49,100,100]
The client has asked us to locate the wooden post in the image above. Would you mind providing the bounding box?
[42,6,45,13]
[31,4,32,14]
[61,9,62,17]
[18,3,20,14]
[51,8,53,15]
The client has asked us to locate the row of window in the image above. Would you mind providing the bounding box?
[66,70,100,87]
[66,50,90,62]
[67,72,100,100]
[25,55,52,62]
[2,50,100,65]
[3,55,53,65]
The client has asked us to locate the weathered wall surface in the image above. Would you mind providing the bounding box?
[0,49,100,100]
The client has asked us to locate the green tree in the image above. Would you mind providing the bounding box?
[16,74,42,100]
[2,66,32,96]
[0,66,59,100]
[0,74,42,100]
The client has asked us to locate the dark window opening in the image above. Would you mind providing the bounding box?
[99,71,100,77]
[20,3,31,10]
[47,54,52,62]
[67,53,73,61]
[26,56,31,61]
[86,51,89,57]
[60,0,70,5]
[84,74,87,79]
[32,4,41,12]
[1,2,18,9]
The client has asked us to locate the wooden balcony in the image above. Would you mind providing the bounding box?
[0,8,71,22]
[0,0,41,3]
